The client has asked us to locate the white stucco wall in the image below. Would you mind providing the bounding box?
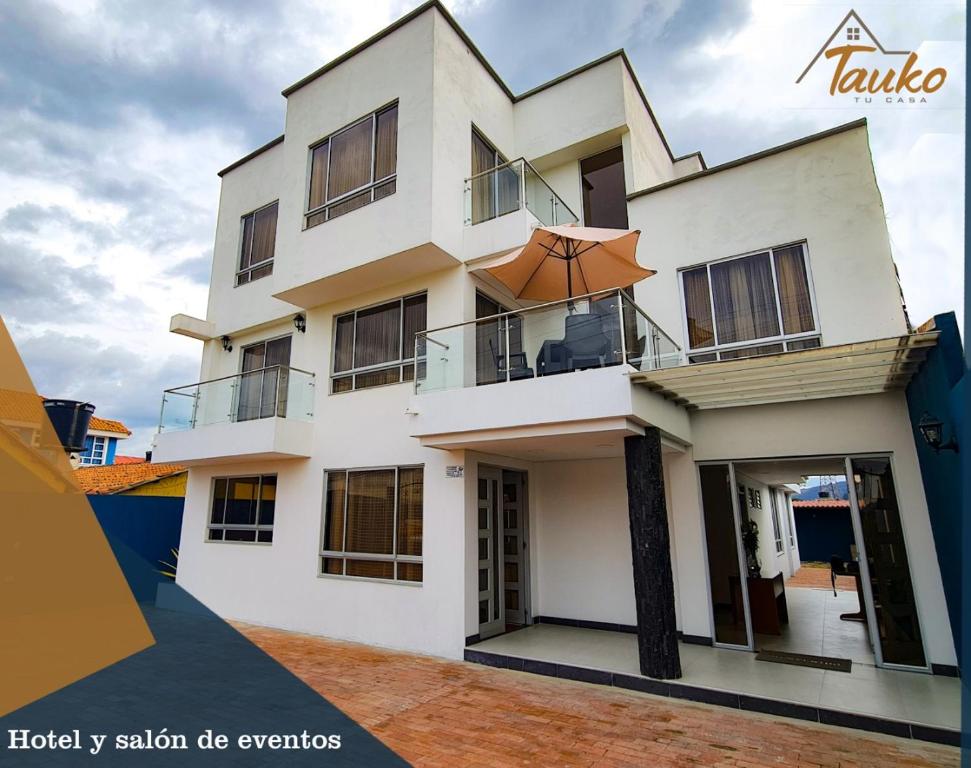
[628,125,909,353]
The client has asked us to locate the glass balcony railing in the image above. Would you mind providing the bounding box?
[464,158,579,227]
[415,289,683,395]
[158,366,315,432]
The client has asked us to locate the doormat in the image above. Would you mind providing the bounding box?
[756,649,852,673]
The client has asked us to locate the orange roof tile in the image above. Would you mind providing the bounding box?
[113,455,147,465]
[74,462,186,495]
[792,498,850,508]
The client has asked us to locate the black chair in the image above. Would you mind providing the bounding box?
[561,314,610,371]
[488,338,533,381]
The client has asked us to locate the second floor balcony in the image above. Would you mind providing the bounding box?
[152,366,315,465]
[407,289,692,453]
[462,158,579,261]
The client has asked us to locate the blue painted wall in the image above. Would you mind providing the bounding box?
[88,495,184,602]
[905,311,965,666]
[105,436,118,464]
[792,506,855,563]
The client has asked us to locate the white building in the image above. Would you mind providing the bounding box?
[154,0,958,740]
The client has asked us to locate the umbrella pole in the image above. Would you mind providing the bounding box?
[566,239,575,313]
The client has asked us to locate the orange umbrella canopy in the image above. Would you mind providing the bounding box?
[478,225,655,301]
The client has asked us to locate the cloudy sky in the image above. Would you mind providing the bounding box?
[0,0,964,453]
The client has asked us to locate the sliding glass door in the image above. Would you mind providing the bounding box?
[699,463,752,648]
[847,456,927,669]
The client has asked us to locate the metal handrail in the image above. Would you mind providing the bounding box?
[464,156,580,224]
[416,287,681,353]
[164,365,315,395]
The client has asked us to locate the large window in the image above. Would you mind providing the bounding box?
[320,466,423,582]
[680,243,818,362]
[306,103,398,228]
[580,146,628,229]
[78,435,107,465]
[208,475,276,543]
[237,201,278,286]
[332,293,426,393]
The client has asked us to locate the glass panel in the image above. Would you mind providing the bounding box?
[374,105,398,180]
[478,537,488,560]
[504,562,518,583]
[355,368,401,389]
[710,253,781,345]
[852,457,926,667]
[471,129,498,224]
[257,530,273,543]
[324,471,346,552]
[580,146,628,228]
[475,293,504,385]
[327,190,371,220]
[700,464,749,646]
[773,245,815,335]
[333,313,354,373]
[250,202,278,266]
[786,337,821,351]
[345,559,394,579]
[328,118,373,200]
[210,478,228,524]
[504,535,517,556]
[478,568,489,592]
[258,475,276,526]
[208,529,224,541]
[396,467,423,557]
[505,590,519,611]
[373,178,395,201]
[321,557,343,575]
[682,267,715,349]
[225,477,259,525]
[402,295,427,362]
[345,469,395,555]
[503,509,517,529]
[718,343,784,360]
[239,213,255,270]
[397,562,422,582]
[225,529,257,542]
[332,376,353,393]
[308,142,329,210]
[479,600,489,624]
[354,301,401,368]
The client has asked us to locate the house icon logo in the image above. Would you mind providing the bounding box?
[796,9,947,103]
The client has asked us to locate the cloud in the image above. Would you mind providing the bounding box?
[164,252,214,285]
[14,330,199,452]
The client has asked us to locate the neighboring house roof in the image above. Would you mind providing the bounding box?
[87,416,131,436]
[792,499,851,509]
[113,455,147,465]
[75,462,186,495]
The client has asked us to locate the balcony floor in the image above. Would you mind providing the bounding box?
[466,624,960,741]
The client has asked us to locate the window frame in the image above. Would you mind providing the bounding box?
[206,474,277,545]
[79,435,107,465]
[236,200,279,287]
[304,101,398,228]
[769,489,785,555]
[329,291,427,394]
[677,241,821,362]
[319,465,423,585]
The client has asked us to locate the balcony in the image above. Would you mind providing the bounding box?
[463,158,579,261]
[407,289,691,456]
[152,366,315,465]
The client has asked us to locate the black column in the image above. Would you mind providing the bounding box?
[624,429,682,679]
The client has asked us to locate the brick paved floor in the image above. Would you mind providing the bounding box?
[238,624,959,768]
[787,565,856,591]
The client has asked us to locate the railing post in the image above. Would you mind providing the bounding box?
[190,387,200,429]
[617,289,628,367]
[504,317,511,383]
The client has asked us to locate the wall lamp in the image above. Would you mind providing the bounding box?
[220,335,233,353]
[293,314,307,333]
[917,412,959,453]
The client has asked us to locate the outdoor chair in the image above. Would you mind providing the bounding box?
[488,338,533,381]
[561,313,611,370]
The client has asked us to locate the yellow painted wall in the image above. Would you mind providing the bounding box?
[120,473,187,498]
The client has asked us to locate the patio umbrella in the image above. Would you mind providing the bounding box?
[476,225,655,301]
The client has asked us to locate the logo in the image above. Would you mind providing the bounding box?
[796,10,947,103]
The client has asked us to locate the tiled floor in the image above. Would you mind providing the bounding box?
[472,623,960,730]
[239,622,959,768]
[758,586,874,664]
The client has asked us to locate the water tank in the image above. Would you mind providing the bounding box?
[42,399,96,453]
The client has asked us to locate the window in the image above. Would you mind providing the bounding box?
[78,435,107,465]
[748,487,762,510]
[331,293,426,393]
[237,201,278,285]
[580,146,628,229]
[208,475,276,543]
[680,243,818,362]
[320,466,423,582]
[470,128,518,225]
[769,490,784,554]
[306,103,398,228]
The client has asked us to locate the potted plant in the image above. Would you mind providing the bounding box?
[740,520,762,577]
